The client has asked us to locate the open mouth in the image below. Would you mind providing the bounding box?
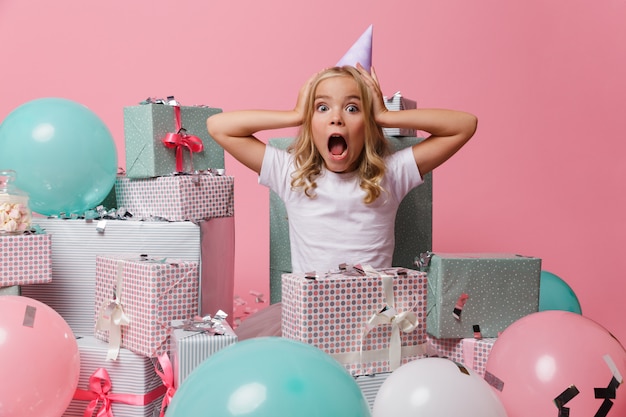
[328,135,347,158]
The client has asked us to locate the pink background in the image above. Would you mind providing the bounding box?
[2,1,624,342]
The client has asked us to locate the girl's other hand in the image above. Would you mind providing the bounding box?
[356,63,388,123]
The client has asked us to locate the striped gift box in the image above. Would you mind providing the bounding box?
[354,373,391,410]
[64,336,165,417]
[114,174,234,222]
[382,92,417,137]
[170,318,238,388]
[21,219,201,336]
[95,255,199,358]
[0,232,51,286]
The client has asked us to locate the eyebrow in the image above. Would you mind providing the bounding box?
[314,94,362,101]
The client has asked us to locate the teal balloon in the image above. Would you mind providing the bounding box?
[0,98,117,216]
[167,337,371,417]
[539,270,582,314]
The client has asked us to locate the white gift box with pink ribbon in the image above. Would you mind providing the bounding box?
[63,336,169,417]
[0,232,51,287]
[282,266,428,376]
[94,254,199,358]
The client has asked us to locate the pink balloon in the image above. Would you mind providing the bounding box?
[0,296,80,416]
[485,310,626,417]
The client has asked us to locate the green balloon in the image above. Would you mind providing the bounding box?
[539,270,582,314]
[0,97,117,216]
[167,337,371,417]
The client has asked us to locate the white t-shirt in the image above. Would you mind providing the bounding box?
[259,146,423,274]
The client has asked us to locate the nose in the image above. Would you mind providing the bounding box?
[330,110,343,126]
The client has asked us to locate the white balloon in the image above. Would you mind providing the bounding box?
[373,357,508,417]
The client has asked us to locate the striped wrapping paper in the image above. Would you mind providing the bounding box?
[114,174,235,222]
[95,255,199,357]
[170,318,238,388]
[63,336,164,417]
[354,373,391,410]
[382,92,417,137]
[21,219,201,336]
[0,232,52,286]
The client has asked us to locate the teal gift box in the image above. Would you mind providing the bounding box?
[124,103,224,178]
[268,136,433,303]
[423,253,541,338]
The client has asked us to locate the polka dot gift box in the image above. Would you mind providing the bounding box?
[124,101,224,179]
[421,252,542,339]
[281,266,428,377]
[114,174,234,222]
[425,335,496,377]
[0,232,51,287]
[94,254,199,358]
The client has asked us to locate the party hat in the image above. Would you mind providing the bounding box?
[336,24,373,70]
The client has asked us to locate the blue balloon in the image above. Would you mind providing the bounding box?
[539,270,582,314]
[167,337,371,417]
[0,98,117,216]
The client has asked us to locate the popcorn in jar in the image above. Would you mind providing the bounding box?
[0,170,32,234]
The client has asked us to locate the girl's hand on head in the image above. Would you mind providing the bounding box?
[356,63,388,123]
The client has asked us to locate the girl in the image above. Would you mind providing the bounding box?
[207,64,477,337]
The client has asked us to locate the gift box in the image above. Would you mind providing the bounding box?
[382,92,417,137]
[95,254,199,358]
[0,285,20,295]
[114,174,234,222]
[422,252,541,338]
[22,218,234,336]
[282,266,428,376]
[0,232,51,287]
[268,136,432,303]
[124,102,223,178]
[354,373,391,410]
[63,336,165,417]
[425,335,496,377]
[170,316,238,388]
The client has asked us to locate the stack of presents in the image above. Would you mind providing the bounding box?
[0,95,542,415]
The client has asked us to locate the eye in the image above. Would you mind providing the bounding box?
[316,104,329,112]
[345,104,359,113]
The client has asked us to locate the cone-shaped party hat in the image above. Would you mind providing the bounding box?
[336,24,373,70]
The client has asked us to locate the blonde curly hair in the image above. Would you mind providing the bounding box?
[288,66,390,204]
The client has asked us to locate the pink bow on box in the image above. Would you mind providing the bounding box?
[162,105,204,173]
[73,367,167,417]
[154,352,176,416]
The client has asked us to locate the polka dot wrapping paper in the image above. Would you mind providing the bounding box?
[124,104,224,179]
[114,174,234,222]
[425,335,496,377]
[94,254,199,358]
[0,232,51,286]
[424,253,542,338]
[281,267,428,376]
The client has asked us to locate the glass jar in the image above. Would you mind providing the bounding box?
[0,170,32,234]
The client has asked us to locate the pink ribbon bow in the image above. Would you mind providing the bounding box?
[73,367,167,417]
[154,352,177,417]
[162,105,204,172]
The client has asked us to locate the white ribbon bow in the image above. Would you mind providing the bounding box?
[96,260,131,361]
[361,265,419,370]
